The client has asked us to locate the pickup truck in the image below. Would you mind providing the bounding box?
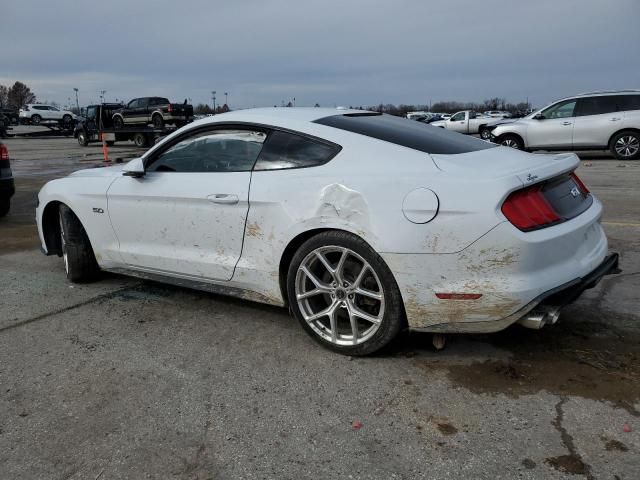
[430,110,507,139]
[76,103,182,148]
[112,97,194,129]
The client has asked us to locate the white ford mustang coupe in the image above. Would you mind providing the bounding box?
[36,108,618,355]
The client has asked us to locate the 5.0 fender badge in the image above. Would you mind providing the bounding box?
[92,208,104,214]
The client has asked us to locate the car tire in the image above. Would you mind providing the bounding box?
[480,128,492,140]
[500,134,524,150]
[287,230,405,356]
[31,114,41,125]
[152,114,164,129]
[58,204,100,283]
[62,114,72,124]
[0,198,10,217]
[113,116,124,129]
[610,131,640,160]
[77,131,88,146]
[133,132,148,148]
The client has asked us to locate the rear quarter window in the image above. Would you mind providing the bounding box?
[254,130,340,170]
[314,113,495,154]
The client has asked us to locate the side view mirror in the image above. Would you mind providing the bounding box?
[534,113,545,120]
[122,157,145,177]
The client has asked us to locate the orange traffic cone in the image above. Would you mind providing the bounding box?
[102,138,110,163]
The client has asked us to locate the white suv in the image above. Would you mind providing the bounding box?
[490,91,640,160]
[19,104,77,125]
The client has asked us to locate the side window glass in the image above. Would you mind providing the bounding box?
[617,95,640,112]
[450,112,465,121]
[542,100,576,119]
[576,96,618,116]
[254,131,339,170]
[128,100,139,109]
[147,129,266,173]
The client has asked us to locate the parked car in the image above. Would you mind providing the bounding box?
[483,110,512,118]
[36,108,618,355]
[430,110,505,139]
[112,97,194,129]
[489,90,640,160]
[0,142,15,217]
[0,107,19,125]
[19,104,77,125]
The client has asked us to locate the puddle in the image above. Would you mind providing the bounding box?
[411,320,640,415]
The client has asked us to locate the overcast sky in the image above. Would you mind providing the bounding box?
[2,0,639,110]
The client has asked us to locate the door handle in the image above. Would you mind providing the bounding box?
[207,194,238,205]
[562,122,572,125]
[609,117,621,121]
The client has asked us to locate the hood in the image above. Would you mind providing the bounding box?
[68,164,125,178]
[431,146,580,183]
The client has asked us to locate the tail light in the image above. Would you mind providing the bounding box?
[570,172,590,194]
[501,184,561,231]
[168,104,173,113]
[0,143,9,160]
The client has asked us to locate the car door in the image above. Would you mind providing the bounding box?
[123,99,140,123]
[447,111,468,133]
[573,95,622,148]
[526,99,576,149]
[106,126,267,281]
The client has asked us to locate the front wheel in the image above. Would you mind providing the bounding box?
[59,204,100,282]
[610,131,640,160]
[133,132,148,148]
[77,131,88,146]
[31,114,41,125]
[500,134,524,150]
[113,116,124,129]
[287,231,405,356]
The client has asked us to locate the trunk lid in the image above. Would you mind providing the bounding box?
[430,146,580,184]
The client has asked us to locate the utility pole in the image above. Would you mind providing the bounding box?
[224,92,228,107]
[99,90,106,103]
[73,88,79,114]
[212,91,216,114]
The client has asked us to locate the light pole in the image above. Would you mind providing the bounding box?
[211,91,216,114]
[99,90,106,103]
[73,88,79,114]
[224,92,228,107]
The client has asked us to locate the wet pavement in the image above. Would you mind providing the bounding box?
[0,132,638,479]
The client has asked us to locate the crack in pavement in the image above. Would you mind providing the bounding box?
[545,397,594,480]
[0,284,140,335]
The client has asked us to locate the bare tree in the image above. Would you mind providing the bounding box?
[0,85,9,108]
[7,81,36,108]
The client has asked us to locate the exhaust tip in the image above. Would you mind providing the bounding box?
[518,307,561,329]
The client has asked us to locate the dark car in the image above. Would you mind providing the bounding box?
[0,142,15,217]
[112,97,194,129]
[0,107,19,125]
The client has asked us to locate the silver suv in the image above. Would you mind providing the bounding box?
[490,90,640,160]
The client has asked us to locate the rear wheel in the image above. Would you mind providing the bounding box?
[113,116,124,129]
[58,204,100,282]
[287,231,405,356]
[0,198,10,217]
[500,134,524,150]
[62,114,72,124]
[31,114,41,125]
[610,131,640,160]
[133,132,148,148]
[152,114,164,129]
[480,128,492,140]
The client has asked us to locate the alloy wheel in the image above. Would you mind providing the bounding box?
[59,214,69,275]
[502,138,519,149]
[295,246,385,346]
[615,135,639,158]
